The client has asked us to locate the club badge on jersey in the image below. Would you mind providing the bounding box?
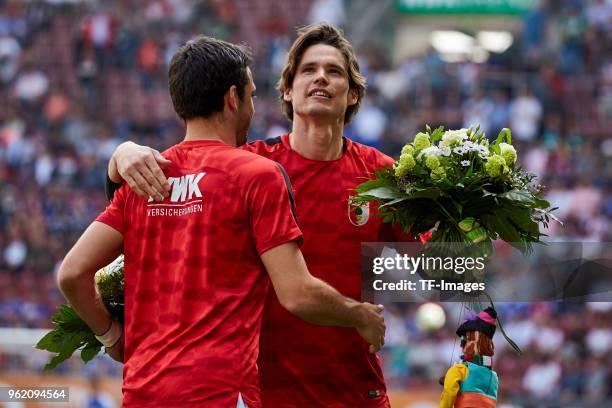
[348,200,370,226]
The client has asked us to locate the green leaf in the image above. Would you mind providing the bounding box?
[458,217,476,232]
[465,164,474,177]
[534,198,551,208]
[51,304,90,332]
[405,187,442,200]
[358,186,404,200]
[81,343,102,363]
[45,354,70,371]
[37,304,102,370]
[482,189,497,198]
[494,128,512,148]
[35,331,62,353]
[43,331,87,371]
[499,189,535,205]
[465,227,488,243]
[447,198,463,217]
[381,197,409,207]
[430,126,445,142]
[481,213,521,243]
[501,207,539,235]
[382,214,394,223]
[355,176,395,193]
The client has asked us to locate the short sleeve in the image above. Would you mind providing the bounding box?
[96,183,128,234]
[244,161,302,255]
[104,172,123,200]
[378,152,395,168]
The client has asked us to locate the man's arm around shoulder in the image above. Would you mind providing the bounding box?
[107,141,172,200]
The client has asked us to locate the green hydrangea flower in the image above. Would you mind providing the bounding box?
[413,133,431,152]
[499,142,517,165]
[401,144,414,156]
[430,166,446,182]
[484,154,507,177]
[441,129,468,147]
[425,155,440,170]
[395,154,416,177]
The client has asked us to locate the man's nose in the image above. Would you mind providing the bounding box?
[313,68,329,84]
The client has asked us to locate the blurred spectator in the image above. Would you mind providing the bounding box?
[352,99,387,149]
[509,87,542,142]
[13,63,49,104]
[80,7,116,68]
[522,355,562,399]
[136,37,161,88]
[308,0,345,28]
[0,33,21,84]
[85,376,116,408]
[585,0,612,29]
[488,88,510,135]
[3,228,27,270]
[462,88,493,135]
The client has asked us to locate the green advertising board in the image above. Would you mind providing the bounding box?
[397,0,533,15]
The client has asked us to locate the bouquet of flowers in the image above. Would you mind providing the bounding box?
[353,126,559,254]
[35,255,124,370]
[354,126,560,355]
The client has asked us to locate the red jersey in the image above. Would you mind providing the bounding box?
[97,139,302,408]
[243,134,394,408]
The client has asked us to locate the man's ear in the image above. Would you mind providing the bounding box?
[347,88,358,106]
[283,87,293,103]
[226,85,239,112]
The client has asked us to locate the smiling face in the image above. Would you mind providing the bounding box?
[283,44,358,124]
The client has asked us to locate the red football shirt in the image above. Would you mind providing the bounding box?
[243,134,396,408]
[97,139,302,408]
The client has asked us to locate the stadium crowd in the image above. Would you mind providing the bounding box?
[0,0,610,404]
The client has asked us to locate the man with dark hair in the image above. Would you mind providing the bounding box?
[59,35,385,408]
[106,24,402,407]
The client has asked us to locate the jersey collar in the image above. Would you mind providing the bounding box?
[281,133,350,162]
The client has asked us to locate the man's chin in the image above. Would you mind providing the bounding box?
[298,107,341,121]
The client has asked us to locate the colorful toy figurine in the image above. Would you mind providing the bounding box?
[439,307,499,408]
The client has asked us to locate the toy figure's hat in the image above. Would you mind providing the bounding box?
[456,307,497,339]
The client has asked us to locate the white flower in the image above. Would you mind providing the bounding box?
[442,129,469,146]
[418,146,442,159]
[476,146,490,159]
[453,146,466,155]
[462,141,474,150]
[463,141,483,153]
[440,145,452,156]
[461,160,471,167]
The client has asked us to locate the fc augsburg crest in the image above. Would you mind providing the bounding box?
[348,201,370,226]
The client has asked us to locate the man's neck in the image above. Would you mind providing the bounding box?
[289,117,344,161]
[184,116,236,146]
